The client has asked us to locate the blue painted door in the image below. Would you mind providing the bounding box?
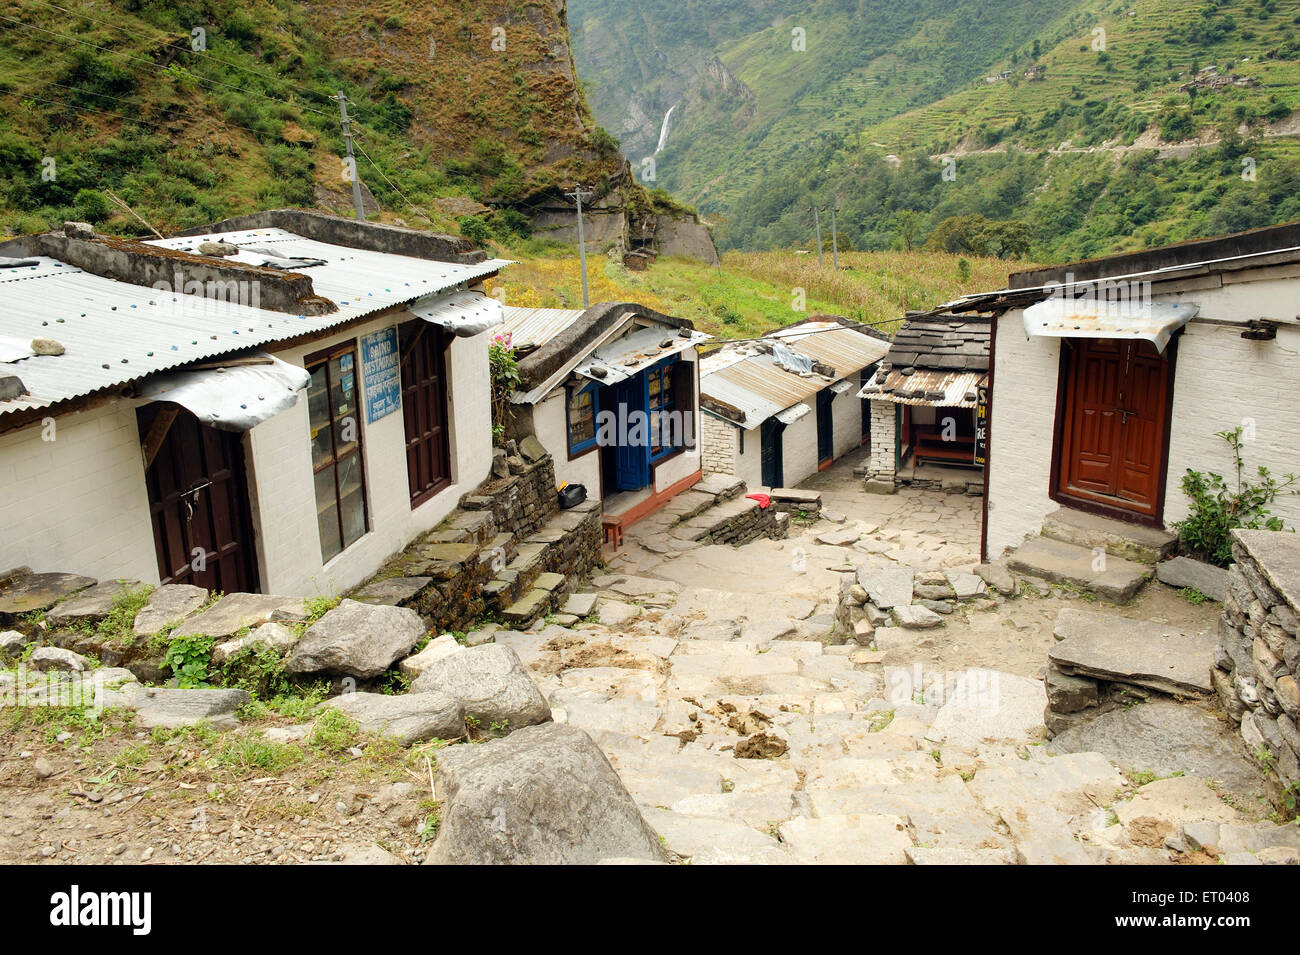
[613,376,650,491]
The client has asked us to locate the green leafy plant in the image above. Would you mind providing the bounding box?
[1173,426,1298,567]
[164,633,214,688]
[488,331,520,446]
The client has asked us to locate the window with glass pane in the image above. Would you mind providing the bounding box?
[649,362,675,458]
[568,384,598,453]
[307,346,368,562]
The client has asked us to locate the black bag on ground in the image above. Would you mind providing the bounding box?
[558,484,587,509]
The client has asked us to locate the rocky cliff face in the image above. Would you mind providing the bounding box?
[313,0,716,261]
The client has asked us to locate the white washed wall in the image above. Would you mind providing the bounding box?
[0,401,158,583]
[985,271,1300,557]
[254,309,492,596]
[534,391,601,497]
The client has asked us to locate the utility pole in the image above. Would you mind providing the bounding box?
[566,186,594,307]
[335,91,366,220]
[811,205,825,269]
[830,201,840,271]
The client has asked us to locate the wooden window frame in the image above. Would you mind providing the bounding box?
[305,341,369,563]
[566,381,600,457]
[648,358,677,462]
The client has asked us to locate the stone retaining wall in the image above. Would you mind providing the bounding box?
[460,452,558,542]
[696,500,786,546]
[1216,529,1300,791]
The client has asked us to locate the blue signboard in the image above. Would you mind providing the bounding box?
[360,326,401,423]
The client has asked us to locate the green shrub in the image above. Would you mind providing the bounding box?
[1173,427,1298,567]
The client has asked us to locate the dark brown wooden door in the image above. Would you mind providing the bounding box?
[138,405,260,593]
[1058,338,1170,517]
[400,322,451,507]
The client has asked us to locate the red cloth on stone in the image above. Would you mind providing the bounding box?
[746,493,771,509]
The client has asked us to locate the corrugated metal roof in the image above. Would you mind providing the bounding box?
[499,306,586,351]
[148,229,509,322]
[0,233,508,418]
[1022,298,1198,353]
[859,368,987,408]
[768,321,891,375]
[701,322,890,429]
[574,325,710,385]
[700,351,832,430]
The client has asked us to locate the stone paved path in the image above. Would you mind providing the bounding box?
[490,452,1291,864]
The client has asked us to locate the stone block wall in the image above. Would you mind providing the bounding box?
[868,401,896,479]
[701,413,737,476]
[461,453,558,541]
[1216,529,1300,792]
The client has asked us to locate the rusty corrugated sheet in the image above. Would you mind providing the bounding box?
[858,368,987,408]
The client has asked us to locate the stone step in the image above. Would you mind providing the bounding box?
[1006,536,1150,603]
[500,588,552,626]
[449,510,497,547]
[671,496,761,542]
[477,533,517,572]
[1041,506,1175,565]
[693,475,746,501]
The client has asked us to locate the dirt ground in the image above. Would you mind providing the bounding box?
[893,582,1223,679]
[0,706,443,865]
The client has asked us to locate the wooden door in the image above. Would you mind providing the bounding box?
[1058,338,1170,517]
[761,418,784,488]
[816,389,834,464]
[400,322,451,507]
[139,405,260,593]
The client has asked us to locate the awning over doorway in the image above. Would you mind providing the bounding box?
[572,325,711,386]
[1021,299,1199,353]
[775,402,811,425]
[137,351,310,431]
[408,290,503,338]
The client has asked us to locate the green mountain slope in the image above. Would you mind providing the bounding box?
[0,0,627,238]
[569,0,1300,259]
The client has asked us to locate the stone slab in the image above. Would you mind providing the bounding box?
[45,580,147,628]
[1050,608,1216,696]
[176,593,307,640]
[133,584,208,638]
[1233,529,1300,611]
[857,566,913,610]
[1048,699,1266,804]
[0,573,96,618]
[350,576,434,607]
[1007,537,1149,603]
[562,592,599,617]
[1156,557,1228,602]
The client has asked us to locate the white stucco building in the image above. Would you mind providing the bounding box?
[699,318,892,489]
[945,221,1300,560]
[0,211,508,596]
[500,302,710,535]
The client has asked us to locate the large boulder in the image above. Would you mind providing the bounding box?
[410,643,550,731]
[322,691,465,745]
[285,600,426,679]
[426,722,670,865]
